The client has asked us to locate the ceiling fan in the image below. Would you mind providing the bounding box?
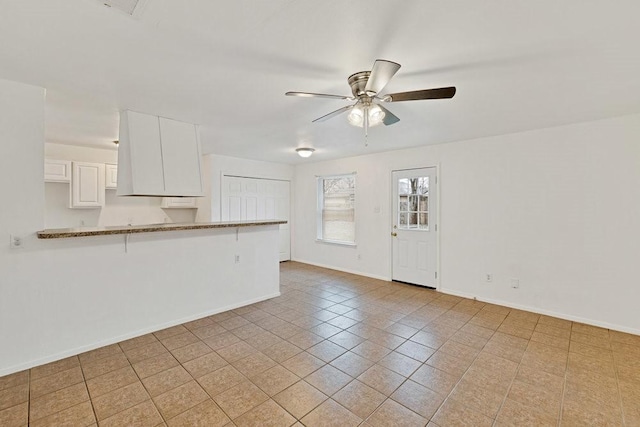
[286,59,456,138]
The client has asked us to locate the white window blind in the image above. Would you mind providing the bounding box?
[317,173,356,244]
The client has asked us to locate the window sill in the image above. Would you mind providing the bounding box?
[315,239,357,247]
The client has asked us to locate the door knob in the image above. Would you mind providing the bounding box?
[391,232,397,237]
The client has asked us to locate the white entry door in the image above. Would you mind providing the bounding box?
[392,168,438,287]
[221,176,290,261]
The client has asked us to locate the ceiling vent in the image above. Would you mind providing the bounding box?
[99,0,142,16]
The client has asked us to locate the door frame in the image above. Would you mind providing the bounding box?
[389,164,441,290]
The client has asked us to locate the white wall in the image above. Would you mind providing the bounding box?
[44,143,196,228]
[294,114,640,334]
[0,80,280,376]
[201,154,295,222]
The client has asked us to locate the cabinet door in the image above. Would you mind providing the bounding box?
[70,162,105,208]
[44,159,71,183]
[126,111,164,195]
[105,164,118,189]
[159,117,203,196]
[161,197,197,209]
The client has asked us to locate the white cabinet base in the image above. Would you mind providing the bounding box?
[161,197,198,209]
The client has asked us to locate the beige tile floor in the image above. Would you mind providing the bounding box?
[1,261,639,426]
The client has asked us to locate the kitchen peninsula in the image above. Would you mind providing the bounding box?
[3,219,286,376]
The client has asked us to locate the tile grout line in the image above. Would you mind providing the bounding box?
[557,324,572,427]
[124,338,172,425]
[365,301,491,424]
[492,314,544,427]
[27,368,31,426]
[610,331,627,426]
[434,308,502,425]
[145,322,249,425]
[78,356,101,427]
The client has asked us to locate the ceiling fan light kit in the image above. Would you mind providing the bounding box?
[286,59,456,143]
[296,147,315,158]
[347,102,385,128]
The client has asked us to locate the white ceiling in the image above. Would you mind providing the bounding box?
[1,0,640,164]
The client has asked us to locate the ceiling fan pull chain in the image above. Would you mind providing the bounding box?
[364,106,369,144]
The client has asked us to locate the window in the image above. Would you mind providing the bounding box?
[397,176,429,230]
[317,173,356,244]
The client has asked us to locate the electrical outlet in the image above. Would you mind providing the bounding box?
[510,278,520,289]
[9,234,23,249]
[483,273,493,283]
[235,255,240,263]
[357,254,362,260]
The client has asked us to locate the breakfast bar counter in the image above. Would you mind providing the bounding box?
[37,219,287,239]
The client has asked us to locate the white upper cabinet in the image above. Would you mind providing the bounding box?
[159,117,203,196]
[105,164,118,189]
[117,110,203,197]
[117,110,164,196]
[70,161,105,208]
[44,159,71,183]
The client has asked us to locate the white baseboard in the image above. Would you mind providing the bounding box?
[288,259,640,337]
[0,292,281,377]
[439,288,640,336]
[291,258,390,282]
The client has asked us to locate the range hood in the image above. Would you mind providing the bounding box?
[116,110,204,197]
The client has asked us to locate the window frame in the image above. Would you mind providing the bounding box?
[316,173,357,246]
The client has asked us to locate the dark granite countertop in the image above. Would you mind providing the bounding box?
[37,220,287,239]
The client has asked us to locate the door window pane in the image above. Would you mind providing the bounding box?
[398,176,429,230]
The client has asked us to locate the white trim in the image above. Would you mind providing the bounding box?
[0,292,280,377]
[291,258,390,282]
[315,239,357,247]
[221,173,290,182]
[435,163,441,291]
[439,288,640,336]
[389,165,441,290]
[314,172,358,179]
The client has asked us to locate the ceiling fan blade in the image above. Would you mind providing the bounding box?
[312,105,354,122]
[385,86,456,102]
[364,59,401,95]
[377,104,400,126]
[286,91,353,100]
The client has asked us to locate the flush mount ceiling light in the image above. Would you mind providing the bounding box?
[296,148,315,158]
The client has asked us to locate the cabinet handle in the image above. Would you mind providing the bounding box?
[391,232,397,237]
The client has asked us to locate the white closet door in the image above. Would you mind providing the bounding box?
[222,175,290,261]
